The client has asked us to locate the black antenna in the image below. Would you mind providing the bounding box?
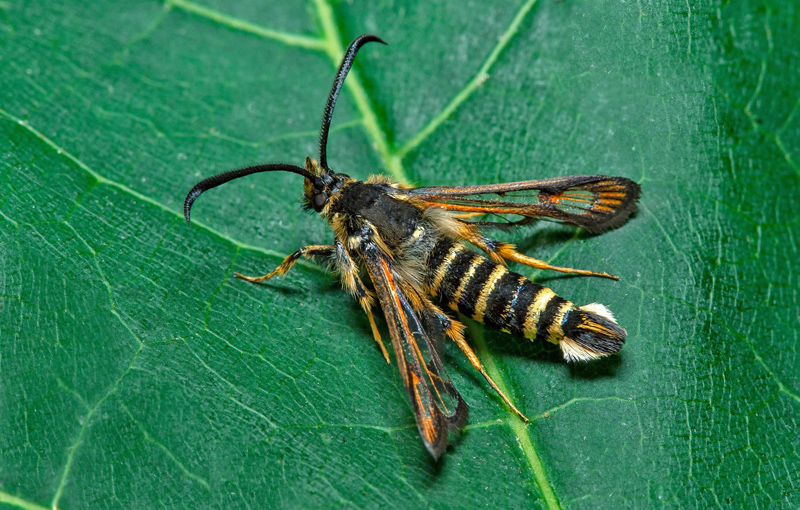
[184,163,314,226]
[318,34,386,170]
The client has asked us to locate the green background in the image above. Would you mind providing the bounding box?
[1,0,798,508]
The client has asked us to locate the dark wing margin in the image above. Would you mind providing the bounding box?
[360,243,467,458]
[405,175,641,234]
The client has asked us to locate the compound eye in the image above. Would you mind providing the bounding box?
[313,193,327,210]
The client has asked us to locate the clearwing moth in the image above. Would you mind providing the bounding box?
[184,34,641,458]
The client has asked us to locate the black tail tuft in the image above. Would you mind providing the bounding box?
[559,303,626,362]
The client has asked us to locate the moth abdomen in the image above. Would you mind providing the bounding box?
[424,238,625,361]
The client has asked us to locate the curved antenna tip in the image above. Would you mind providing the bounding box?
[182,163,313,229]
[318,34,387,169]
[184,185,206,228]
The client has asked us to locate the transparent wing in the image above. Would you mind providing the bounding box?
[360,242,467,458]
[405,175,641,233]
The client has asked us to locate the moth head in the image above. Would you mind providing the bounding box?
[302,34,385,213]
[303,157,349,213]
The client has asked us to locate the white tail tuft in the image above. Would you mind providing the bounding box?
[560,336,604,362]
[558,304,626,362]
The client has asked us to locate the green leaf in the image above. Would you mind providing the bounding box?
[1,0,798,508]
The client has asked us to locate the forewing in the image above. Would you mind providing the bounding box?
[360,243,467,458]
[405,175,641,233]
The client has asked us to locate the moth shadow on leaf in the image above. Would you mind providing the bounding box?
[566,352,622,379]
[480,324,565,365]
[440,321,564,408]
[454,319,623,392]
[514,224,591,253]
[484,322,624,380]
[237,272,342,297]
[239,278,308,296]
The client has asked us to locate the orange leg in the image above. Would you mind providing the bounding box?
[494,245,618,280]
[334,241,391,364]
[234,245,334,282]
[458,225,618,280]
[236,243,390,363]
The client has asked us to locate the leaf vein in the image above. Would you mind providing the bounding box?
[0,108,326,274]
[166,0,326,51]
[394,0,541,160]
[0,491,50,510]
[119,402,211,491]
